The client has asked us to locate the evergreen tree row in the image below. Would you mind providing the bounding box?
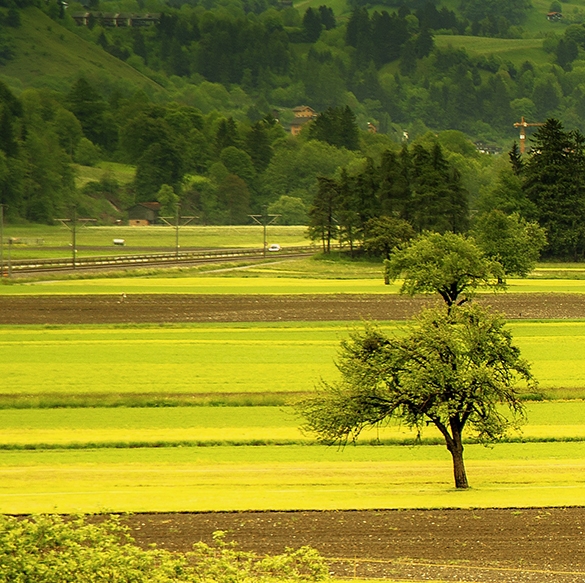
[308,142,468,252]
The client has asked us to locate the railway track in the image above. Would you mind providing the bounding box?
[0,245,316,275]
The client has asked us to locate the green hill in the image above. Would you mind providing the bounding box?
[0,7,168,97]
[434,36,547,66]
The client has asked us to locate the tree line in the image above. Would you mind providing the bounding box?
[0,76,370,225]
[309,117,585,262]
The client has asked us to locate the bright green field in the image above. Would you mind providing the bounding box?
[5,275,585,295]
[1,442,585,513]
[1,321,584,399]
[0,401,583,448]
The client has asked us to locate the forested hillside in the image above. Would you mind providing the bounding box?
[0,0,585,258]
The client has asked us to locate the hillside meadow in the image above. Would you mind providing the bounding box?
[0,7,166,96]
[433,36,546,66]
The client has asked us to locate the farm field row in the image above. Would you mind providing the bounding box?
[2,442,585,514]
[5,275,585,295]
[1,321,584,399]
[0,401,584,448]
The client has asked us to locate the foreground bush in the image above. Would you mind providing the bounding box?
[0,514,329,583]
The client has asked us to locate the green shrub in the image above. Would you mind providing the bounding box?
[0,515,330,583]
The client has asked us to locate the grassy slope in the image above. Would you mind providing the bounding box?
[74,162,136,189]
[0,7,167,96]
[433,36,547,66]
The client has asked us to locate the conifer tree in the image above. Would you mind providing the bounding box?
[522,118,585,259]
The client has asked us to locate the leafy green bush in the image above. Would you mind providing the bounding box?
[0,515,329,583]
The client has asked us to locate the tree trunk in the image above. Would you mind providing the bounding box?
[448,430,469,489]
[433,418,469,489]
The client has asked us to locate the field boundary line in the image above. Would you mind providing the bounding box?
[327,556,585,577]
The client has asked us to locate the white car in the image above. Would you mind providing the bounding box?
[268,244,281,252]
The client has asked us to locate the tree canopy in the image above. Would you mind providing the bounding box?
[362,215,415,260]
[384,231,505,307]
[298,303,534,489]
[472,210,547,277]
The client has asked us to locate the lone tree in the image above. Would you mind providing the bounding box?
[384,231,505,308]
[298,304,535,489]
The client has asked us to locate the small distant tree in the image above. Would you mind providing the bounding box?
[268,195,308,225]
[472,210,547,278]
[384,231,505,308]
[303,7,323,42]
[298,303,535,489]
[157,184,179,216]
[363,216,415,260]
[319,5,336,29]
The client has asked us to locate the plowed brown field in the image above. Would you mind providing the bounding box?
[122,508,585,582]
[1,292,585,324]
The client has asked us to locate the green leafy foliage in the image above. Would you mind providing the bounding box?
[472,210,547,276]
[308,144,470,254]
[385,231,505,306]
[0,515,329,583]
[362,216,415,260]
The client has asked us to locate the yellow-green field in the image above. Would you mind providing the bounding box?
[0,401,583,448]
[5,275,585,295]
[2,250,585,517]
[2,442,585,513]
[0,321,584,401]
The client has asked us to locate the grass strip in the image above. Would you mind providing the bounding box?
[2,435,585,451]
[0,391,581,408]
[0,392,301,409]
[1,321,585,399]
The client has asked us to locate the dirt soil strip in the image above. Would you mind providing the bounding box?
[123,508,585,582]
[1,293,585,324]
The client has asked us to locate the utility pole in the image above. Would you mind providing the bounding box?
[160,203,197,259]
[249,206,280,257]
[55,208,96,269]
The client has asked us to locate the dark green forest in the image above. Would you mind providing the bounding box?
[0,0,585,258]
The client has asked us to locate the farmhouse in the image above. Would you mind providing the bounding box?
[289,105,317,136]
[127,202,161,226]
